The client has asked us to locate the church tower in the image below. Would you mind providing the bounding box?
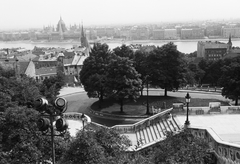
[80,24,90,55]
[227,34,232,52]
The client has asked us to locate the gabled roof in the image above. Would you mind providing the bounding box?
[63,58,73,65]
[35,67,57,76]
[72,54,81,65]
[76,55,87,66]
[63,51,75,59]
[18,61,30,74]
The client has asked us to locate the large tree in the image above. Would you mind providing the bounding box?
[62,127,131,164]
[219,56,240,105]
[133,49,150,96]
[0,106,71,163]
[147,42,185,96]
[106,55,142,112]
[152,130,212,163]
[80,43,112,106]
[113,44,134,59]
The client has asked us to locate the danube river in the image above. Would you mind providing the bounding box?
[1,39,240,54]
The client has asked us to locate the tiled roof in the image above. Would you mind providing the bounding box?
[63,51,75,58]
[16,54,37,62]
[35,67,57,75]
[63,58,73,65]
[33,60,58,69]
[18,61,29,74]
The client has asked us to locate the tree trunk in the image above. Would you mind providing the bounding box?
[120,100,124,113]
[164,88,167,97]
[140,87,143,96]
[235,97,239,106]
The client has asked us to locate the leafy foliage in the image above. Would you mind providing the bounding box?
[62,127,131,164]
[219,56,240,105]
[39,70,66,103]
[134,129,211,164]
[147,42,185,96]
[106,55,142,112]
[113,44,134,59]
[80,43,112,102]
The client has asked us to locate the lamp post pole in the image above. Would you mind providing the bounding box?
[81,114,85,133]
[146,75,150,115]
[146,79,149,115]
[50,114,55,164]
[185,92,191,126]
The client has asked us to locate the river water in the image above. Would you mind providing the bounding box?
[1,39,240,53]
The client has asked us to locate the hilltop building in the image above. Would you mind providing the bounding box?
[197,37,231,61]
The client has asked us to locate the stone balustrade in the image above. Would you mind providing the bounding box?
[111,108,173,134]
[190,126,240,164]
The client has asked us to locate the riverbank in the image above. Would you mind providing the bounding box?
[1,37,240,45]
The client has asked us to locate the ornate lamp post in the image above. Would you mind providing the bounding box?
[185,92,191,126]
[34,97,68,164]
[145,75,150,115]
[81,113,87,132]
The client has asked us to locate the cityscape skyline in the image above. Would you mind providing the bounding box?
[1,0,240,30]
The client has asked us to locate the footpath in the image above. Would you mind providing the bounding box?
[58,86,85,97]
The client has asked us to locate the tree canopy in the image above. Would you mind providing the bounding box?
[219,56,240,105]
[147,42,185,96]
[106,55,142,112]
[62,127,131,164]
[80,43,112,102]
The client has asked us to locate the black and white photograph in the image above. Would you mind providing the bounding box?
[0,0,240,163]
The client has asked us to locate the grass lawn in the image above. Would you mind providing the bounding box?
[90,95,230,116]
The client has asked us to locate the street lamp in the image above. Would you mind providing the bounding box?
[34,97,68,164]
[81,113,87,132]
[145,75,150,115]
[185,92,191,126]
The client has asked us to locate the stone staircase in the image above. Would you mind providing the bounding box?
[135,115,181,146]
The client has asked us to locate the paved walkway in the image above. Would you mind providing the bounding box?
[58,86,85,96]
[177,115,240,144]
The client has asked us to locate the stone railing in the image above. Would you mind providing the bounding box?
[111,108,173,134]
[173,105,240,115]
[190,126,240,164]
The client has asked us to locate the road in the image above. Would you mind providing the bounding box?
[62,90,229,127]
[63,92,138,127]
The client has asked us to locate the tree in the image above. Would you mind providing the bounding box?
[147,42,185,96]
[0,106,72,163]
[113,44,134,59]
[219,56,240,105]
[141,129,211,164]
[62,127,131,164]
[12,76,41,106]
[133,50,150,96]
[106,55,142,112]
[0,106,41,163]
[39,71,66,103]
[80,43,112,107]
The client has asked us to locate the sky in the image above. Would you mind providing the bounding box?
[0,0,240,30]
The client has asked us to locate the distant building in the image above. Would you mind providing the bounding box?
[205,25,222,37]
[164,29,177,39]
[181,28,204,39]
[181,29,192,39]
[222,27,240,38]
[197,37,231,60]
[130,26,149,40]
[152,29,164,40]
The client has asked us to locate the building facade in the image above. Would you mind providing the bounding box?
[197,40,230,60]
[164,29,177,39]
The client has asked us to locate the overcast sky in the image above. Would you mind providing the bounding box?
[1,0,240,30]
